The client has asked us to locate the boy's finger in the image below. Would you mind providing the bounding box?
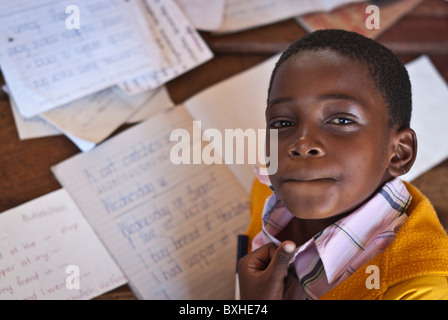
[239,242,278,271]
[267,241,296,279]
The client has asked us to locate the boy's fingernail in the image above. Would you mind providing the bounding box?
[284,243,296,253]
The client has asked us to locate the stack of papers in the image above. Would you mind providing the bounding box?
[0,0,213,151]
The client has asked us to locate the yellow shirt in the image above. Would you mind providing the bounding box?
[246,179,448,300]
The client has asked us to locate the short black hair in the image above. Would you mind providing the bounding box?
[268,29,412,129]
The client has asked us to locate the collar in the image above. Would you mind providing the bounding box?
[321,181,448,300]
[253,168,412,285]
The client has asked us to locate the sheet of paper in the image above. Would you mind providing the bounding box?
[402,55,448,182]
[52,106,250,299]
[0,189,127,300]
[185,55,279,193]
[0,0,164,118]
[40,86,158,151]
[119,0,214,94]
[9,96,61,140]
[9,83,171,150]
[175,0,225,31]
[215,0,366,33]
[64,132,97,153]
[125,86,175,123]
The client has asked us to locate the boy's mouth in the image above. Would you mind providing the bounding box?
[282,176,337,183]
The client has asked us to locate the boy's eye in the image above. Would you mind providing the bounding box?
[270,120,295,128]
[329,117,355,125]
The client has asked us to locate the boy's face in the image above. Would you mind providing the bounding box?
[266,49,397,220]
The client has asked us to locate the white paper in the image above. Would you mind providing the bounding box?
[175,0,225,31]
[9,97,61,140]
[119,0,214,94]
[0,0,164,117]
[216,0,366,33]
[52,107,250,299]
[63,132,97,152]
[9,83,172,150]
[125,86,175,123]
[402,55,448,182]
[0,189,126,300]
[3,85,60,140]
[185,55,279,193]
[40,86,157,150]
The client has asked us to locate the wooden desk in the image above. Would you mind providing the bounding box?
[0,0,447,300]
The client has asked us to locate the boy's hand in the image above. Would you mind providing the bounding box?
[238,241,297,300]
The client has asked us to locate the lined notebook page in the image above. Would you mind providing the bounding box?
[118,0,213,94]
[185,54,279,193]
[0,0,163,117]
[0,189,126,300]
[52,106,250,299]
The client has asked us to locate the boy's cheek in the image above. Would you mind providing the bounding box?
[268,174,282,194]
[265,129,279,175]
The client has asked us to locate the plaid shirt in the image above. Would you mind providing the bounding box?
[252,177,411,300]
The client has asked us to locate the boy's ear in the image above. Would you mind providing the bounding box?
[388,128,417,177]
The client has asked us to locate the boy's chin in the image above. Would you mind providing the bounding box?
[283,200,341,220]
[279,191,350,220]
[277,187,341,220]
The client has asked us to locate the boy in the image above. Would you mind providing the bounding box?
[238,29,448,300]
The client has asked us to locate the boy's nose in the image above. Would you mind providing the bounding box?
[287,135,325,159]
